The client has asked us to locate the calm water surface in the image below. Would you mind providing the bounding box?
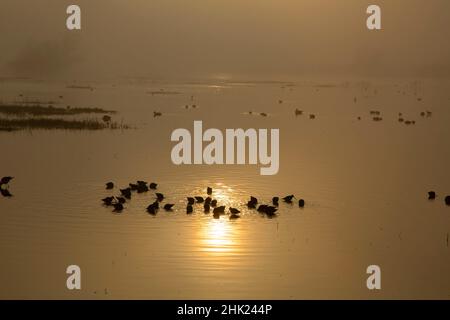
[0,78,449,298]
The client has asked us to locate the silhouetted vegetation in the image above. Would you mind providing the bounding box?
[0,118,129,131]
[0,103,115,117]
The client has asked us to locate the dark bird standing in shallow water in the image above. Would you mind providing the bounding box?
[0,177,13,185]
[156,193,164,201]
[164,204,175,211]
[120,188,132,199]
[149,183,157,189]
[299,199,305,208]
[207,187,212,195]
[105,182,114,190]
[283,195,295,203]
[195,196,204,203]
[210,199,217,207]
[147,203,158,215]
[1,189,13,197]
[205,197,212,205]
[102,196,115,206]
[213,206,225,214]
[229,208,240,214]
[428,191,436,200]
[116,197,126,204]
[272,197,279,206]
[186,205,193,214]
[113,203,124,213]
[204,203,210,213]
[187,197,195,205]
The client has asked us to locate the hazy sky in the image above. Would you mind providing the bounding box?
[1,0,449,80]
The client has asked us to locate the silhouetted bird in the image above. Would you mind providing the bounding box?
[187,197,195,205]
[210,199,217,207]
[205,197,212,205]
[250,196,258,204]
[120,188,131,199]
[1,189,13,197]
[398,118,404,122]
[137,184,149,193]
[428,191,436,200]
[272,197,279,206]
[257,205,268,213]
[299,199,305,208]
[156,193,164,201]
[164,204,175,211]
[295,109,303,116]
[137,180,147,186]
[445,196,450,206]
[147,203,158,215]
[129,183,139,191]
[213,206,225,214]
[149,183,157,189]
[265,206,278,217]
[260,113,268,117]
[113,203,124,212]
[309,114,316,119]
[207,187,212,195]
[283,195,295,203]
[116,197,126,204]
[102,196,115,206]
[247,201,257,209]
[105,182,114,190]
[151,201,159,209]
[0,176,13,185]
[195,196,204,203]
[186,205,193,214]
[153,111,162,117]
[204,203,210,213]
[229,208,240,214]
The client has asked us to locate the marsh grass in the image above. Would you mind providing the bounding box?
[0,103,116,117]
[0,118,130,131]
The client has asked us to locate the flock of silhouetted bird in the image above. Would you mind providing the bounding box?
[101,181,308,219]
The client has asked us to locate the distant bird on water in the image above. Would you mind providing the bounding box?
[113,203,124,213]
[163,204,174,211]
[120,188,132,199]
[102,196,115,206]
[207,187,212,195]
[272,197,279,206]
[195,196,204,203]
[428,191,436,200]
[204,203,210,213]
[210,199,217,207]
[187,197,195,205]
[213,206,225,214]
[299,199,305,208]
[1,176,14,185]
[149,183,157,189]
[153,111,162,117]
[229,208,240,214]
[445,196,450,206]
[283,195,295,203]
[156,193,164,201]
[186,205,193,214]
[105,182,114,190]
[147,203,158,215]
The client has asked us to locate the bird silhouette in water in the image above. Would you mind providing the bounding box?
[147,203,158,215]
[113,203,124,213]
[186,205,193,214]
[299,199,305,208]
[120,188,132,199]
[210,199,217,207]
[295,109,303,116]
[1,188,13,197]
[445,196,450,206]
[105,182,114,190]
[428,191,436,200]
[0,176,13,185]
[204,203,210,213]
[102,196,115,206]
[156,193,164,202]
[195,196,204,203]
[229,208,240,214]
[153,111,162,117]
[205,197,212,205]
[213,206,225,214]
[149,183,157,189]
[187,197,195,205]
[283,195,295,203]
[272,197,279,206]
[163,204,175,211]
[207,187,212,195]
[116,197,126,204]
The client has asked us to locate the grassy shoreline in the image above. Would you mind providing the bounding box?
[0,103,116,117]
